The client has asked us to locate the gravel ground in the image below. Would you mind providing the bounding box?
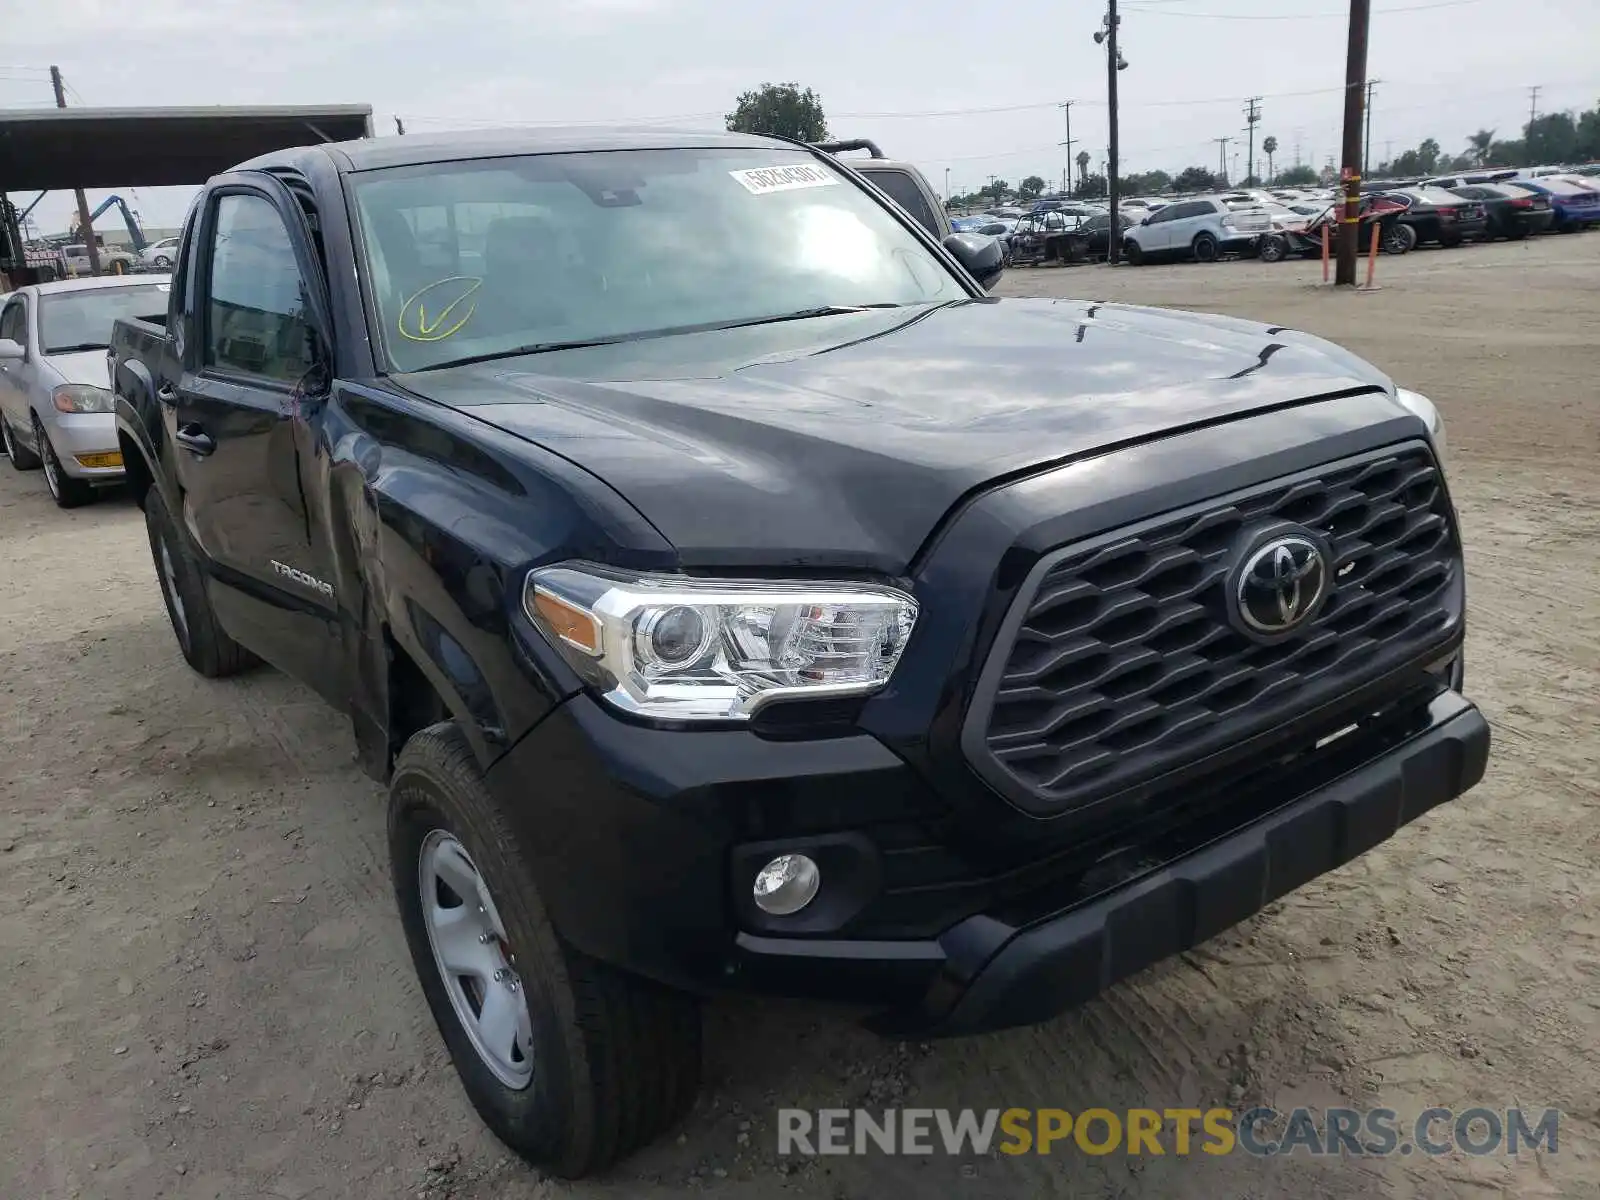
[2,234,1596,1200]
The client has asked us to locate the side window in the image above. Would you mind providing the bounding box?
[860,168,939,236]
[0,298,26,345]
[204,193,315,383]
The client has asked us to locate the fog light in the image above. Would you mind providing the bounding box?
[752,854,820,916]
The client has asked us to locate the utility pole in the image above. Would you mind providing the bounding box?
[1363,79,1379,178]
[1243,97,1262,184]
[51,66,101,277]
[394,116,406,135]
[1528,85,1541,127]
[1103,0,1123,264]
[1058,101,1078,196]
[1335,0,1371,286]
[945,167,951,205]
[1214,136,1232,184]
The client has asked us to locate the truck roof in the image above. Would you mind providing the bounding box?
[9,274,166,297]
[237,126,793,175]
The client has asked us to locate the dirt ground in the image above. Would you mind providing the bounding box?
[2,234,1597,1200]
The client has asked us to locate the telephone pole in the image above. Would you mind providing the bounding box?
[1214,136,1232,184]
[1363,79,1379,178]
[1336,0,1371,286]
[1243,97,1262,184]
[51,66,101,277]
[1058,101,1077,196]
[1105,0,1123,263]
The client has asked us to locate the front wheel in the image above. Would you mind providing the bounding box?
[143,485,259,677]
[390,725,702,1178]
[1380,222,1417,255]
[35,418,96,508]
[1191,232,1220,263]
[1122,239,1145,266]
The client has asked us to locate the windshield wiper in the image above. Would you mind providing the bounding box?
[411,305,911,373]
[45,342,111,354]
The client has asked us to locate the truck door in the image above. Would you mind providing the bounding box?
[162,175,340,698]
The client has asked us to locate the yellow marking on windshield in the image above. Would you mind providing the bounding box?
[398,276,483,342]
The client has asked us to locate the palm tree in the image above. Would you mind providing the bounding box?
[1262,136,1278,182]
[1467,129,1495,167]
[1075,150,1091,189]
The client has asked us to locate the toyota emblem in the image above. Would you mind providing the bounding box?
[1233,534,1330,635]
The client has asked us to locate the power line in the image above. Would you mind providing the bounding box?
[1122,0,1479,16]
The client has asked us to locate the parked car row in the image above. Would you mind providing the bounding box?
[948,166,1600,270]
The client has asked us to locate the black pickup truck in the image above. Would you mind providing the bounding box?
[110,127,1488,1177]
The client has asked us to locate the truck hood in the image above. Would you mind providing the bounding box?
[400,297,1394,572]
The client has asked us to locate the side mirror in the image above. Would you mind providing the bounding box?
[943,232,1005,290]
[0,338,25,362]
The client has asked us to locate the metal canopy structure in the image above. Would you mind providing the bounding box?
[0,104,374,190]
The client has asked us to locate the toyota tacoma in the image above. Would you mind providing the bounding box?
[109,128,1489,1178]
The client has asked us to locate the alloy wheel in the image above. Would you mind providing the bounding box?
[418,830,535,1090]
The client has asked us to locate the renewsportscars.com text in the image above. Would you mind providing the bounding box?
[777,1106,1561,1158]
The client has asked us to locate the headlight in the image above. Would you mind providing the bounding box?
[52,384,114,414]
[524,565,918,722]
[1395,387,1447,466]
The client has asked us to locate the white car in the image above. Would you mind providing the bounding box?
[141,237,182,270]
[0,276,171,506]
[1121,195,1272,265]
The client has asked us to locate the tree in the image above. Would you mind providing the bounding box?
[1119,169,1171,196]
[1173,165,1216,193]
[1578,104,1600,160]
[1073,173,1108,199]
[1525,113,1579,164]
[725,82,828,141]
[1275,164,1318,186]
[1467,129,1495,167]
[1076,150,1091,186]
[1262,136,1278,182]
[980,179,1011,204]
[1019,175,1047,200]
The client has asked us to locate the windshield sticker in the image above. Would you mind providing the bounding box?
[398,276,482,343]
[729,164,840,195]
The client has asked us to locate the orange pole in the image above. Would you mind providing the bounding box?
[1365,220,1379,288]
[1321,223,1330,283]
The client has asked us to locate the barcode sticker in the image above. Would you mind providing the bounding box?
[729,164,840,195]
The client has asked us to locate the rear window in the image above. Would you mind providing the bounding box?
[857,167,939,235]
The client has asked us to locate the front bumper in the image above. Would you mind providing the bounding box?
[870,690,1487,1035]
[45,411,123,479]
[492,681,1487,1033]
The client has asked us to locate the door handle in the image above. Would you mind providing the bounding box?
[175,424,215,456]
[155,383,178,405]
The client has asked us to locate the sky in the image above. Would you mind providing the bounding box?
[4,0,1597,235]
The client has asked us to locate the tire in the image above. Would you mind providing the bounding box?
[1380,222,1416,255]
[2,416,41,470]
[143,485,260,677]
[35,417,97,509]
[1258,234,1288,263]
[1122,239,1144,266]
[153,255,172,269]
[389,725,702,1179]
[1191,232,1220,263]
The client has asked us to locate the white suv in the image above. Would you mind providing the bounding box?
[1121,196,1271,265]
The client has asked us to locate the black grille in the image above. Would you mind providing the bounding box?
[970,443,1459,811]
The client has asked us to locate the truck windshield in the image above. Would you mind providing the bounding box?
[39,282,170,355]
[349,147,964,373]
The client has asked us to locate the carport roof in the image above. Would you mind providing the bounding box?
[0,104,373,190]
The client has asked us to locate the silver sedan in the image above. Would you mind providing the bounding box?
[0,276,171,507]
